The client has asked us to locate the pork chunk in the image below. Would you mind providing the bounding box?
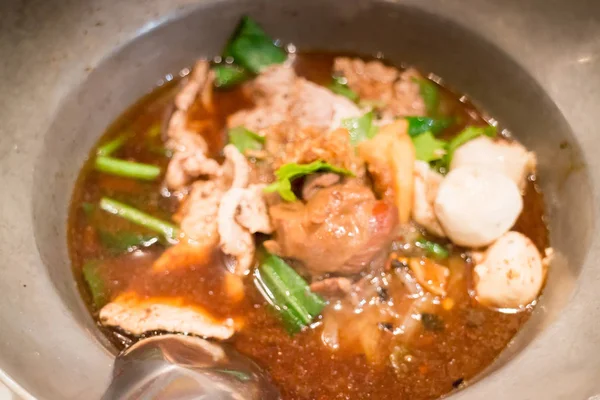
[267,181,398,275]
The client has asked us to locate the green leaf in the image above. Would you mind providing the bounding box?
[82,261,108,309]
[226,16,287,74]
[264,161,354,201]
[415,238,450,259]
[228,126,265,154]
[416,78,440,116]
[213,64,251,88]
[341,112,378,146]
[255,253,326,334]
[445,125,497,165]
[411,131,447,162]
[406,116,453,137]
[328,76,359,102]
[98,230,160,254]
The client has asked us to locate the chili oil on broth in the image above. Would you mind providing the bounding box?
[68,52,547,399]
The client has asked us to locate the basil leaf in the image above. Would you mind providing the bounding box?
[228,126,265,154]
[342,112,378,146]
[264,161,354,201]
[406,116,453,137]
[227,16,287,74]
[214,64,251,88]
[411,131,447,162]
[328,76,359,102]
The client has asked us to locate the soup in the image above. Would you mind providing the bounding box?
[68,16,551,400]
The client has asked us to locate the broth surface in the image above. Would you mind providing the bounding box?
[69,53,547,400]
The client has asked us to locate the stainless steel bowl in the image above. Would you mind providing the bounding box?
[0,0,599,399]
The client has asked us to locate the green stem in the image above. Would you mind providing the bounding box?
[96,134,129,156]
[99,197,180,241]
[95,156,161,181]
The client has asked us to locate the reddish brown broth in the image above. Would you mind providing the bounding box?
[68,53,547,400]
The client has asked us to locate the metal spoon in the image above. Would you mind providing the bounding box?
[102,334,280,400]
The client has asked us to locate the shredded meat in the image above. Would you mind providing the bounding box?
[228,65,361,132]
[266,181,398,275]
[99,292,235,339]
[334,57,426,119]
[265,124,365,177]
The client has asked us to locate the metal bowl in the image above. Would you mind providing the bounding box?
[0,0,598,398]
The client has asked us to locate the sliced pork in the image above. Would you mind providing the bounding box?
[218,185,273,276]
[99,293,235,339]
[333,57,426,118]
[228,64,361,132]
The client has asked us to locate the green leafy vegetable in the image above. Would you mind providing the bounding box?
[254,253,326,334]
[228,126,265,154]
[264,161,354,201]
[98,230,160,254]
[415,238,449,260]
[82,261,108,308]
[96,134,129,157]
[411,132,447,162]
[328,76,359,102]
[341,112,378,146]
[214,64,252,88]
[226,16,287,74]
[416,78,440,116]
[95,156,161,181]
[99,197,180,242]
[406,116,453,137]
[445,125,497,165]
